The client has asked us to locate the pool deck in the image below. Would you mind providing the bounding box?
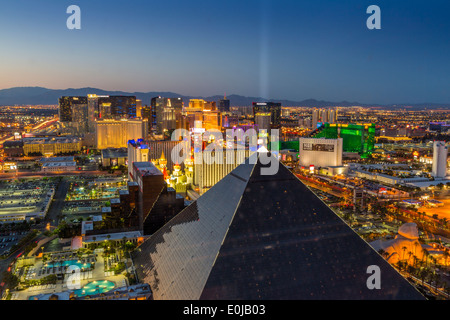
[11,250,128,300]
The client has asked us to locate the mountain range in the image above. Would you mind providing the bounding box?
[1,86,450,109]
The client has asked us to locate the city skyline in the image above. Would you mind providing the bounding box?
[4,86,450,108]
[1,0,450,104]
[3,0,450,305]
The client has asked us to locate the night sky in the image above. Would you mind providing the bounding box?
[1,0,450,104]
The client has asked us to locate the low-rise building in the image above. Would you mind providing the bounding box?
[101,148,128,167]
[41,161,77,173]
[23,136,81,156]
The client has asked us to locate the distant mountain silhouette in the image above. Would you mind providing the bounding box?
[0,86,449,109]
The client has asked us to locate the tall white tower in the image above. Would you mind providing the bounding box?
[321,109,328,123]
[311,109,319,129]
[329,109,337,124]
[432,141,448,178]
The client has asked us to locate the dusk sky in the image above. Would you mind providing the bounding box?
[1,0,450,104]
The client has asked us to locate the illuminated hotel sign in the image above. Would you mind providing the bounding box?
[191,128,206,134]
[302,143,335,152]
[1,162,17,171]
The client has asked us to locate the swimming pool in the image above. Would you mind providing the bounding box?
[28,280,115,299]
[45,260,91,269]
[73,280,115,297]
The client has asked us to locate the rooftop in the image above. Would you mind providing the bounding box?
[42,162,76,168]
[133,162,162,176]
[23,136,80,144]
[84,230,142,243]
[101,148,128,159]
[40,156,75,163]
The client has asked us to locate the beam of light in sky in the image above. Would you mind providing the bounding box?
[259,0,270,100]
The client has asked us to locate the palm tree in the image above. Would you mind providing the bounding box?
[402,246,408,262]
[442,250,450,267]
[430,256,438,270]
[419,268,428,287]
[407,251,414,267]
[412,255,419,269]
[422,249,430,268]
[414,242,420,257]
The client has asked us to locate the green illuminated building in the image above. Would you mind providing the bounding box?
[278,140,299,152]
[312,123,376,158]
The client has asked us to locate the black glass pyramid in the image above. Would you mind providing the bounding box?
[131,153,424,300]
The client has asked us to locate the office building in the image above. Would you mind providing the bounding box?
[141,105,152,122]
[151,97,183,134]
[131,153,424,300]
[87,94,109,132]
[252,102,282,132]
[58,96,88,123]
[218,94,230,113]
[98,95,137,119]
[72,103,89,134]
[59,95,137,134]
[58,96,89,134]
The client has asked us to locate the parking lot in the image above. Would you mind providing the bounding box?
[0,231,27,257]
[0,178,58,224]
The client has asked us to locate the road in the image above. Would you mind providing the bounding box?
[44,178,70,228]
[295,175,346,198]
[0,170,123,180]
[0,119,57,146]
[0,250,22,293]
